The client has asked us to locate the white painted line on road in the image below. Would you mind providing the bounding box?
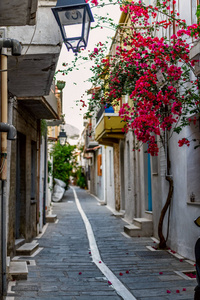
[72,187,137,300]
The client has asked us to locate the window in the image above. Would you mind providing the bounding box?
[109,150,112,186]
[127,141,131,189]
[192,0,199,24]
[187,118,200,203]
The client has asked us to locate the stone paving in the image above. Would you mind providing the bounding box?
[7,186,197,300]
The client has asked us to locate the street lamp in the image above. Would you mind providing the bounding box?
[52,0,94,54]
[58,128,67,145]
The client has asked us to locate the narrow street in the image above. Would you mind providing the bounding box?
[7,187,196,300]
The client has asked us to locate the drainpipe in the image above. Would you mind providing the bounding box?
[0,38,21,297]
[1,52,8,297]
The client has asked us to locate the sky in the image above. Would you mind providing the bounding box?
[56,1,121,136]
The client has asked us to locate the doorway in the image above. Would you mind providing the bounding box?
[16,132,26,239]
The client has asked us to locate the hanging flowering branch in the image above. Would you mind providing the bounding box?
[84,0,200,156]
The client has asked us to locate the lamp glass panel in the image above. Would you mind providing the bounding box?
[59,137,66,146]
[63,23,82,39]
[83,10,90,42]
[58,8,84,38]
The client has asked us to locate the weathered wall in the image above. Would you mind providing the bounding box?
[7,101,38,256]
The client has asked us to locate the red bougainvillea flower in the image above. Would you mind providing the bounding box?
[119,272,123,276]
[178,138,190,147]
[91,0,98,6]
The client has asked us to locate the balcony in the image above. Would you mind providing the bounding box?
[0,0,38,26]
[190,40,200,76]
[7,1,62,98]
[95,106,125,146]
[17,82,60,120]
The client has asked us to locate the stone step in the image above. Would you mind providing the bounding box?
[124,218,153,237]
[9,261,28,280]
[15,238,25,249]
[124,224,141,237]
[134,218,153,230]
[46,214,57,223]
[16,242,39,256]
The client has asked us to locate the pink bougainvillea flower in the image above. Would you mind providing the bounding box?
[91,0,98,6]
[183,288,186,291]
[178,138,190,147]
[108,281,112,285]
[99,261,101,263]
[166,290,171,293]
[119,272,123,276]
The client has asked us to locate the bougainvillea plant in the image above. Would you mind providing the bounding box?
[80,0,200,157]
[57,0,200,248]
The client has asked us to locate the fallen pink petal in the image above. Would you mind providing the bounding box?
[183,288,186,291]
[119,272,123,276]
[79,272,82,275]
[126,270,129,274]
[159,272,163,275]
[99,261,101,263]
[108,281,112,285]
[176,290,180,293]
[166,290,171,294]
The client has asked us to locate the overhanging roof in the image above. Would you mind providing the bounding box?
[0,0,38,26]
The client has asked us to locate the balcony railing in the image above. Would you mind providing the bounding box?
[96,104,115,124]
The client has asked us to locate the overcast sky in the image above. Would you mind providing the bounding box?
[56,2,121,134]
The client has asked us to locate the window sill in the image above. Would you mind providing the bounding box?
[187,202,200,206]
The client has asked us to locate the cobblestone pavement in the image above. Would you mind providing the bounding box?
[7,186,196,300]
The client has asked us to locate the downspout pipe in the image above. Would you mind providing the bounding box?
[0,38,21,297]
[0,123,17,140]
